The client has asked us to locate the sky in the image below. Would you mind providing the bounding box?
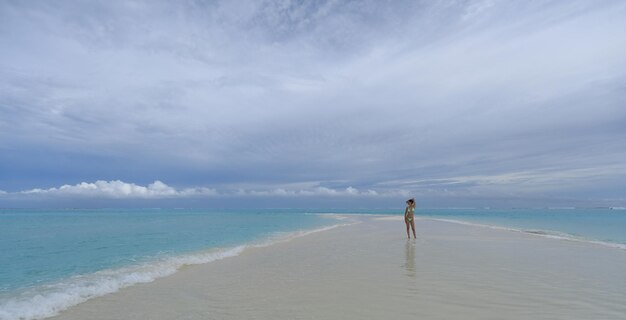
[1,0,625,208]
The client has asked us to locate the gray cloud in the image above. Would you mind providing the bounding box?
[1,0,625,207]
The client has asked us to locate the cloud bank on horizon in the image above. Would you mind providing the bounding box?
[1,0,625,207]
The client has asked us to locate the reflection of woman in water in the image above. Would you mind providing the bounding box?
[404,198,417,239]
[405,239,416,277]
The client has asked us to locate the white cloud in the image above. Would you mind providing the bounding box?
[4,180,400,199]
[241,186,377,197]
[232,185,406,197]
[19,180,218,199]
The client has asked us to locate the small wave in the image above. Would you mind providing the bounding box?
[524,230,549,235]
[0,222,350,320]
[428,218,626,251]
[0,246,244,320]
[519,230,626,250]
[522,229,573,238]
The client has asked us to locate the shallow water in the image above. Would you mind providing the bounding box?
[0,209,340,320]
[415,208,626,247]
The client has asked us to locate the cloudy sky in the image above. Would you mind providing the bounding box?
[1,0,625,208]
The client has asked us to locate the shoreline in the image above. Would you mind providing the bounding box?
[47,215,626,320]
[421,217,626,250]
[0,220,355,320]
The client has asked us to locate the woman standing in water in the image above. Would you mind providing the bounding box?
[404,198,417,239]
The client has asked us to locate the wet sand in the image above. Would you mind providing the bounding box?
[51,215,626,320]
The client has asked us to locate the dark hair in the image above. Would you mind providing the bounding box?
[406,198,415,204]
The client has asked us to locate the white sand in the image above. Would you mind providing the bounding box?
[51,216,626,320]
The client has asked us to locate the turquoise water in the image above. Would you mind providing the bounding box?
[0,208,625,320]
[414,208,626,246]
[0,209,339,293]
[0,209,340,320]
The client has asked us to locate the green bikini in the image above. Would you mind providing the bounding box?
[406,207,415,222]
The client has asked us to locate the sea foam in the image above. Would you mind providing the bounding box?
[0,246,244,320]
[0,222,350,320]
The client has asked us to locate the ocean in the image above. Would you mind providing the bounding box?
[0,209,343,320]
[0,208,625,320]
[415,208,626,249]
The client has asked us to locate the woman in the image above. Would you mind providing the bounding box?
[404,198,417,239]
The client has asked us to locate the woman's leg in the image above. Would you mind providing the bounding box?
[410,220,416,238]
